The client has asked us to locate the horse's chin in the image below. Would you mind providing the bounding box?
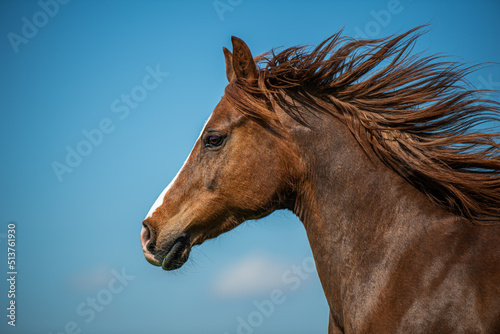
[160,236,191,271]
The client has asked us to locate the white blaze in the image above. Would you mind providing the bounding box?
[144,169,182,220]
[144,117,211,220]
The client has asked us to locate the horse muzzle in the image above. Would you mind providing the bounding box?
[140,222,191,270]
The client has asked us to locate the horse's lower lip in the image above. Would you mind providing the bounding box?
[161,237,190,271]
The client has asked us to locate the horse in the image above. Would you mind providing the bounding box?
[140,27,500,333]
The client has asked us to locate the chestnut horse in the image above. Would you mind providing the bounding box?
[141,28,500,333]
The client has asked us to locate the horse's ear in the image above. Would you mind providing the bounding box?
[223,47,235,82]
[231,36,258,83]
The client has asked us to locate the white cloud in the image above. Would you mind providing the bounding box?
[67,264,114,292]
[211,253,289,298]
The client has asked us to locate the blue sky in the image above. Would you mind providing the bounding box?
[0,1,499,333]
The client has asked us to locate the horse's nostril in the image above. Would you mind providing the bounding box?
[140,222,153,251]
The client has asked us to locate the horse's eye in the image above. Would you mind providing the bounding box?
[206,135,224,147]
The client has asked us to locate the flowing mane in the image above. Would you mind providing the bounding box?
[224,27,500,223]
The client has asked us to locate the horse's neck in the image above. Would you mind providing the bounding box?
[290,115,458,327]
